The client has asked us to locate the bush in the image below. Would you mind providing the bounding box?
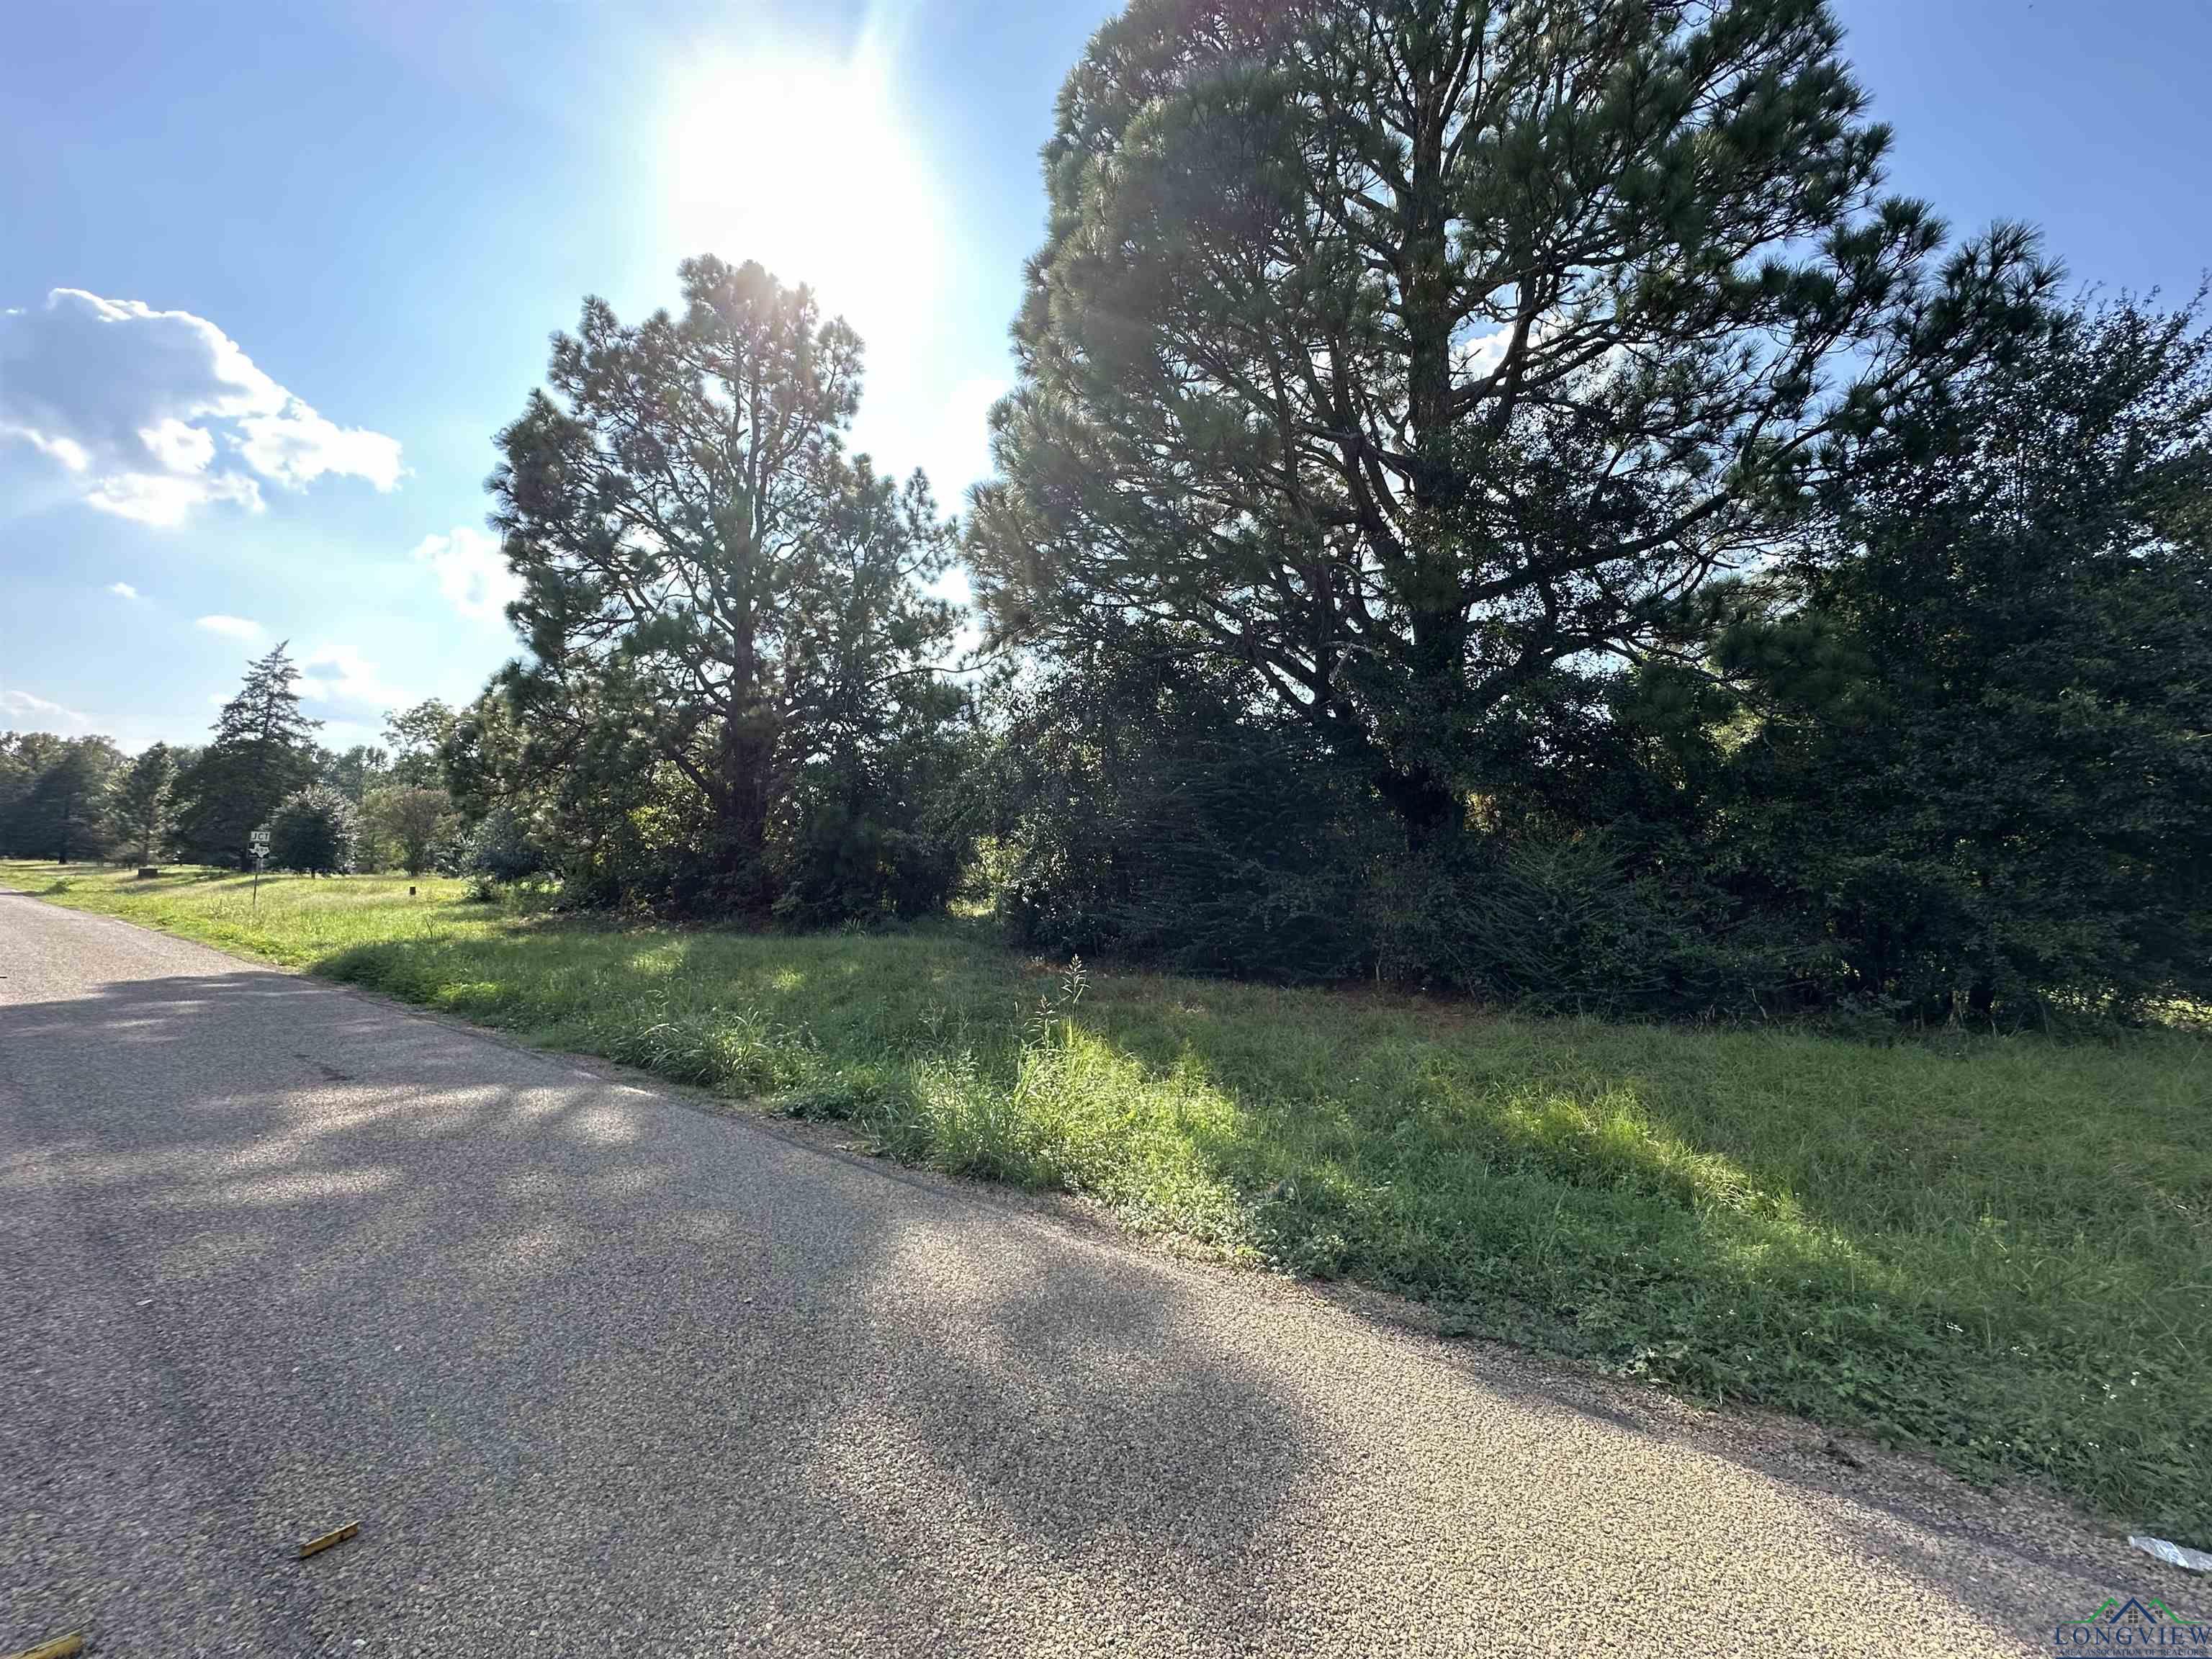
[770,727,975,929]
[1369,832,1827,1018]
[988,652,1826,1015]
[266,785,361,876]
[989,647,1386,981]
[464,804,545,884]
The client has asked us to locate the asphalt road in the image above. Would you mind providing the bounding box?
[0,892,2168,1655]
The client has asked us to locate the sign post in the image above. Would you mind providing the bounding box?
[249,826,271,912]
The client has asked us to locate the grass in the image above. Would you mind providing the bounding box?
[11,859,2208,1538]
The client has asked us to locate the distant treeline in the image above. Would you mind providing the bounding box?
[1,656,462,878]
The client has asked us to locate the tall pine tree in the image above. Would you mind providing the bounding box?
[174,643,323,866]
[971,0,2054,848]
[6,737,122,863]
[490,256,965,914]
[112,742,179,867]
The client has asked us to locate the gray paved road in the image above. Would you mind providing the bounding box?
[0,893,2164,1655]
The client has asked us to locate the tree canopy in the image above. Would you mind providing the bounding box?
[0,734,121,862]
[267,783,361,876]
[174,643,323,867]
[1694,293,2212,1017]
[971,0,2053,842]
[364,784,454,877]
[112,743,179,867]
[489,255,968,914]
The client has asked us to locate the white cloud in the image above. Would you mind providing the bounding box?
[412,525,522,624]
[0,288,405,526]
[196,613,262,639]
[0,686,94,733]
[296,642,408,714]
[91,470,262,527]
[7,426,89,472]
[108,581,140,600]
[138,416,215,474]
[238,404,402,490]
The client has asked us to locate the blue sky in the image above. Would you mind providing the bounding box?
[3,0,2208,753]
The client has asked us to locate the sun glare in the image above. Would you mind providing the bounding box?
[664,45,943,349]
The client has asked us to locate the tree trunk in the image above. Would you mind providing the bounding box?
[711,714,776,916]
[1378,764,1461,853]
[1966,973,1996,1028]
[1386,36,1467,858]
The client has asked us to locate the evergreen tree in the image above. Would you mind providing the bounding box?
[174,643,323,866]
[491,255,966,914]
[6,737,122,862]
[971,0,2054,848]
[1704,293,2212,1020]
[266,783,361,876]
[437,691,526,825]
[112,742,179,866]
[0,732,70,853]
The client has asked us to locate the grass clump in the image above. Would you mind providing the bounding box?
[12,860,2208,1537]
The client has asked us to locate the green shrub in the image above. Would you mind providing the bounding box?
[989,644,1388,981]
[464,804,545,884]
[266,785,361,876]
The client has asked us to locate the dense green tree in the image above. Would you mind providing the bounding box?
[0,735,122,862]
[112,742,179,866]
[971,0,2052,848]
[266,783,361,876]
[489,255,966,914]
[174,644,323,866]
[773,681,978,927]
[364,784,454,876]
[1696,294,2212,1020]
[437,691,526,825]
[984,635,1388,979]
[320,744,389,804]
[382,699,457,789]
[462,802,546,884]
[0,732,71,853]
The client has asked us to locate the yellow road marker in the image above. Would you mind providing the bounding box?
[295,1521,361,1560]
[6,1634,86,1659]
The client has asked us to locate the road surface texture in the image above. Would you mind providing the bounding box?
[0,893,2176,1656]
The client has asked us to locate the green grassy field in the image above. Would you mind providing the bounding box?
[9,859,2208,1537]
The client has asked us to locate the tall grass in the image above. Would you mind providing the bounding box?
[12,861,2208,1537]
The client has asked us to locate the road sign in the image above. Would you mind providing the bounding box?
[250,828,271,852]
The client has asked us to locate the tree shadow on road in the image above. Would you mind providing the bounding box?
[0,965,1338,1652]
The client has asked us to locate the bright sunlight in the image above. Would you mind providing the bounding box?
[663,41,943,349]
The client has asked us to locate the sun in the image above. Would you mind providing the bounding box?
[662,43,943,350]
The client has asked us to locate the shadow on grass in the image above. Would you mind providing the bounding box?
[1084,993,2211,1536]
